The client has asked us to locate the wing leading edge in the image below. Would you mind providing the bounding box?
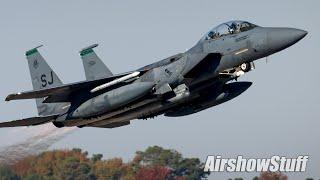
[5,70,147,103]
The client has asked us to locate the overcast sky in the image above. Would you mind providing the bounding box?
[0,0,318,179]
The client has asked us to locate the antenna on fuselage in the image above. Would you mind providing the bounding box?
[266,56,268,64]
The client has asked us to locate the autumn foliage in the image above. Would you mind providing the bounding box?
[135,166,171,180]
[258,171,288,180]
[0,146,209,180]
[1,146,303,180]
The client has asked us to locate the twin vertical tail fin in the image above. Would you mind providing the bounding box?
[25,45,68,116]
[80,44,113,81]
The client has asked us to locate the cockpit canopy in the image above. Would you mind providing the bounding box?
[204,21,258,40]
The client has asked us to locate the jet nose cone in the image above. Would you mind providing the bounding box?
[285,28,308,42]
[295,29,308,39]
[267,28,307,53]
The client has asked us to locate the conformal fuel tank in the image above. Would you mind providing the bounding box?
[71,82,154,118]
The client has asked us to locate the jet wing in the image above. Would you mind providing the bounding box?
[5,70,147,102]
[0,114,58,127]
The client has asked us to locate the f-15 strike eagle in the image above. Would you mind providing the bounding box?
[0,20,307,128]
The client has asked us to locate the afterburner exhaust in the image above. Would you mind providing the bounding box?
[0,124,76,165]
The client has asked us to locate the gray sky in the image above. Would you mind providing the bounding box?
[0,0,318,179]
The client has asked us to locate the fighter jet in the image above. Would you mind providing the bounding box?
[0,20,307,128]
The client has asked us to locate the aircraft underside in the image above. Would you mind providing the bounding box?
[71,66,253,129]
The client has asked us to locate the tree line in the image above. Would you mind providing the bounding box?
[0,146,208,180]
[0,146,317,180]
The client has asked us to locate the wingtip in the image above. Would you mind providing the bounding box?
[5,94,16,101]
[5,95,11,101]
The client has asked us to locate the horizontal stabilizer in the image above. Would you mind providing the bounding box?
[0,114,58,128]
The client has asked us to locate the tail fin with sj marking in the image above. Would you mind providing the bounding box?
[25,45,68,116]
[80,44,113,80]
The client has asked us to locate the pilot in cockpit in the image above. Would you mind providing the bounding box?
[204,21,258,41]
[229,22,241,34]
[207,31,219,39]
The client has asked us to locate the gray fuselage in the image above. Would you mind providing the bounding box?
[65,21,307,128]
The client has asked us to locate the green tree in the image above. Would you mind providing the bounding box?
[136,145,182,168]
[0,165,20,180]
[91,154,103,162]
[22,174,42,180]
[72,148,82,154]
[135,145,209,180]
[55,156,95,180]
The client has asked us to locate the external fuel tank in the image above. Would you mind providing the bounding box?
[71,82,154,118]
